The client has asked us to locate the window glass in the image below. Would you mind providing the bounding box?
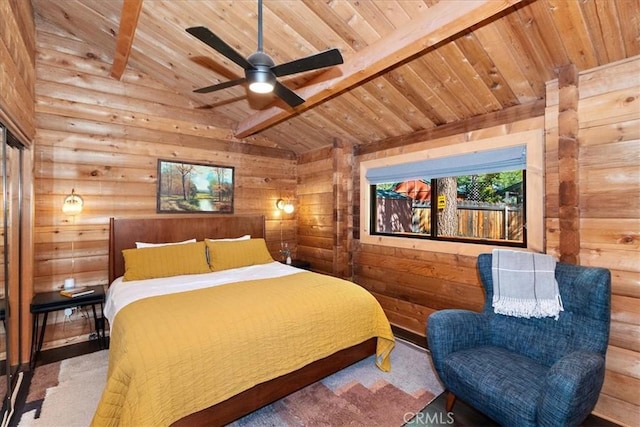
[371,170,525,246]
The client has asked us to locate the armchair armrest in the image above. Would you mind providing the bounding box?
[427,309,490,375]
[537,351,606,427]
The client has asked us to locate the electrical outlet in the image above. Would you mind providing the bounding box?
[64,308,73,317]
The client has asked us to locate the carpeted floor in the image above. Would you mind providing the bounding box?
[15,339,443,427]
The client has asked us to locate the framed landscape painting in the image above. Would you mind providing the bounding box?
[157,159,234,213]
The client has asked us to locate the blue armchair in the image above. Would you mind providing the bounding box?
[427,253,611,427]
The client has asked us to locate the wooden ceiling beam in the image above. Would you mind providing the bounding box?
[234,0,524,139]
[110,0,143,80]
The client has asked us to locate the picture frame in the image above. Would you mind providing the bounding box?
[157,159,234,213]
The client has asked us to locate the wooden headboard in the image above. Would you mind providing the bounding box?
[108,215,266,283]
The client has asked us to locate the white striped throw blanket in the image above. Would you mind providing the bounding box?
[491,249,564,320]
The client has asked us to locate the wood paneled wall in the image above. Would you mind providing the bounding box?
[0,0,36,371]
[32,25,297,353]
[298,146,335,273]
[297,139,352,278]
[0,0,35,144]
[350,57,639,426]
[545,56,640,426]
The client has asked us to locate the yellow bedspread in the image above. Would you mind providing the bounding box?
[91,271,394,426]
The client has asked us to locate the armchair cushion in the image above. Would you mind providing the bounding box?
[442,346,547,427]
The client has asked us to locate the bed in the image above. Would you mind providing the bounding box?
[92,215,395,426]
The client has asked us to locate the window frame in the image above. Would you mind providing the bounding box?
[359,129,544,257]
[369,173,527,247]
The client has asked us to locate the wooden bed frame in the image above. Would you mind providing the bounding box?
[107,215,376,426]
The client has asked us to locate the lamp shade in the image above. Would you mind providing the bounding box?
[276,198,294,214]
[283,202,294,214]
[62,189,84,215]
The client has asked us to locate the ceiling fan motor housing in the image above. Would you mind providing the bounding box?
[247,51,274,67]
[246,52,276,93]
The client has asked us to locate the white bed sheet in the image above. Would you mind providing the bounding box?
[105,261,301,326]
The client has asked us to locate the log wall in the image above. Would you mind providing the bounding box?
[298,146,335,273]
[545,56,640,426]
[32,24,297,354]
[297,139,353,278]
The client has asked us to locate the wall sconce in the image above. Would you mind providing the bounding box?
[276,198,294,214]
[62,189,84,215]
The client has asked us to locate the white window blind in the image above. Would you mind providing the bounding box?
[366,145,526,184]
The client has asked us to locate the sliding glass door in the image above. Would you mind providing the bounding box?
[0,124,25,422]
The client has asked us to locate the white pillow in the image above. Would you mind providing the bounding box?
[206,234,251,242]
[135,238,196,248]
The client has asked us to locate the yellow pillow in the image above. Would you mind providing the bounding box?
[205,238,274,271]
[122,241,210,281]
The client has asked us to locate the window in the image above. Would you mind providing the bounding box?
[359,130,544,254]
[368,145,526,246]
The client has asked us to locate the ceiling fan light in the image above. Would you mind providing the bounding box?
[247,67,275,94]
[249,81,274,94]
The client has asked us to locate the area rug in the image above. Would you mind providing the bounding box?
[16,340,444,426]
[17,350,107,427]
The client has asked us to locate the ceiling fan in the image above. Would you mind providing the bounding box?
[186,0,343,108]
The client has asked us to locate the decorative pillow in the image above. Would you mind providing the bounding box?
[123,241,210,281]
[206,234,251,242]
[205,238,274,271]
[135,238,196,248]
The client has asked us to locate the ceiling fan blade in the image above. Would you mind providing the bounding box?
[271,48,343,77]
[273,81,305,107]
[193,77,246,94]
[186,26,252,70]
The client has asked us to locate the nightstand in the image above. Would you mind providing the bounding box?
[282,259,311,270]
[30,285,106,368]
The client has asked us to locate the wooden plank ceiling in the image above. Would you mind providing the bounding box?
[32,0,640,154]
